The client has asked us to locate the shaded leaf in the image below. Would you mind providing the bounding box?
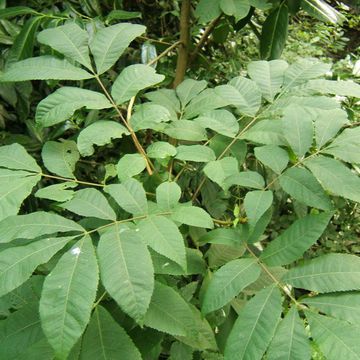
[77,121,129,156]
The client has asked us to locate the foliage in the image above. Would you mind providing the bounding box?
[0,1,359,359]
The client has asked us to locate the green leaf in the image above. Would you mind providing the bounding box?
[156,181,181,211]
[0,6,37,19]
[0,56,93,82]
[90,23,145,74]
[283,253,360,292]
[260,212,332,266]
[41,140,79,178]
[314,109,349,148]
[61,188,116,220]
[202,258,261,314]
[301,0,344,24]
[80,305,142,360]
[0,170,41,221]
[304,155,360,203]
[242,120,287,145]
[0,211,83,243]
[195,109,239,138]
[198,228,244,246]
[40,236,98,359]
[283,58,331,88]
[107,9,142,21]
[6,16,42,67]
[37,23,92,69]
[254,145,289,174]
[282,104,313,157]
[224,286,282,360]
[220,0,250,21]
[105,179,148,216]
[0,303,44,359]
[130,103,171,131]
[244,190,273,228]
[279,167,332,210]
[260,3,288,60]
[306,312,360,360]
[111,64,164,105]
[143,281,195,336]
[97,228,154,323]
[145,88,180,119]
[304,79,360,98]
[164,120,208,141]
[176,79,207,108]
[0,236,73,297]
[184,88,231,119]
[138,216,186,270]
[216,77,261,116]
[35,182,77,202]
[147,141,177,159]
[169,342,193,360]
[77,120,129,156]
[267,307,311,360]
[117,153,146,181]
[195,0,221,23]
[323,127,360,163]
[35,87,112,127]
[247,60,288,102]
[203,157,239,191]
[175,145,216,162]
[152,248,206,275]
[227,171,265,189]
[302,292,360,325]
[172,205,214,229]
[0,143,40,172]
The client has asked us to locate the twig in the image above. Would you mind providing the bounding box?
[189,14,223,64]
[41,173,104,188]
[147,40,182,67]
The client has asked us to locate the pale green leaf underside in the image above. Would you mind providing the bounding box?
[279,167,333,210]
[111,64,164,105]
[80,306,142,360]
[61,188,116,220]
[0,56,93,82]
[202,258,261,314]
[0,236,74,297]
[0,211,83,243]
[37,23,92,69]
[36,87,112,127]
[302,292,360,324]
[90,23,145,74]
[41,140,79,178]
[77,121,129,156]
[267,307,311,360]
[138,215,186,270]
[261,212,332,266]
[97,228,154,322]
[105,178,148,216]
[283,253,360,292]
[0,143,40,172]
[40,236,99,359]
[304,155,360,203]
[224,286,282,360]
[143,282,195,337]
[306,312,360,360]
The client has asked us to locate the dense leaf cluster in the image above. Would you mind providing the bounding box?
[0,2,359,360]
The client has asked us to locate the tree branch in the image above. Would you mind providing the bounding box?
[173,0,191,87]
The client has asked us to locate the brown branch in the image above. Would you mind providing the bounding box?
[189,14,222,64]
[173,0,191,88]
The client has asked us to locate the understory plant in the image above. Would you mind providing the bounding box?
[0,13,360,360]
